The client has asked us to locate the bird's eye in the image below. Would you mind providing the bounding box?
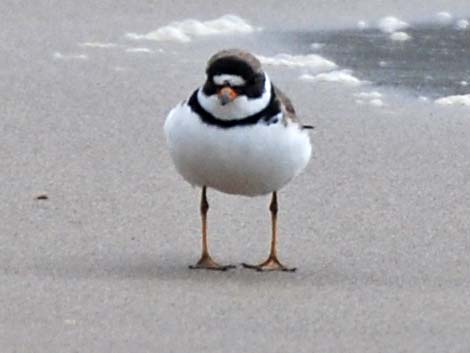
[203,80,218,96]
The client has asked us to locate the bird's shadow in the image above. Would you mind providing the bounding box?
[21,252,385,287]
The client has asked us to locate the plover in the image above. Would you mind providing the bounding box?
[164,49,313,271]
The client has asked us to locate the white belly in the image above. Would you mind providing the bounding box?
[164,103,312,196]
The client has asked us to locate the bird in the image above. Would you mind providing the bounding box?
[164,49,312,271]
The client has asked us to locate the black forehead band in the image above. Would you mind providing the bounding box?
[206,58,260,81]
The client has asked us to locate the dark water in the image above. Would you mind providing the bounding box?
[268,24,470,98]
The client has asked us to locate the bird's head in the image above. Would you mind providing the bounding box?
[197,49,272,120]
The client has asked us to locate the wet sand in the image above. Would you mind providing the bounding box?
[1,1,470,352]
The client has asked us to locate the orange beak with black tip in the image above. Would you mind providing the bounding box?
[218,86,238,105]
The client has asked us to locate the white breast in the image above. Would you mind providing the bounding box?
[164,104,312,196]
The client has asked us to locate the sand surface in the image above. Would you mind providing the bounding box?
[2,1,470,352]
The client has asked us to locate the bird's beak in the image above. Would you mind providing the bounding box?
[218,86,238,106]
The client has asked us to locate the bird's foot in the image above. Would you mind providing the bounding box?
[242,256,296,272]
[189,254,236,271]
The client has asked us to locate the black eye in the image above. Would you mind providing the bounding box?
[244,74,265,98]
[203,80,217,95]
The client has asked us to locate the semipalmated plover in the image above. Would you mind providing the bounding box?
[164,49,312,271]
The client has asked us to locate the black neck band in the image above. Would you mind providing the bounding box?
[187,87,280,129]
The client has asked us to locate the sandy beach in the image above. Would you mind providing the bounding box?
[2,1,470,352]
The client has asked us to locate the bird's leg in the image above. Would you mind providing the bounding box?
[189,186,236,271]
[242,192,296,272]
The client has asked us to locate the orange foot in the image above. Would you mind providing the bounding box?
[242,256,296,272]
[189,254,236,271]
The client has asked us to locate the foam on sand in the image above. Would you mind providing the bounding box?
[369,98,385,107]
[299,70,362,86]
[260,54,363,87]
[310,43,324,50]
[126,27,190,42]
[126,15,258,43]
[355,98,385,107]
[112,66,128,72]
[125,47,153,53]
[435,11,453,24]
[258,54,336,72]
[357,20,368,30]
[354,92,384,106]
[379,61,387,67]
[354,91,382,99]
[390,31,411,41]
[53,52,88,60]
[377,16,409,33]
[456,19,469,30]
[80,42,118,48]
[435,94,470,106]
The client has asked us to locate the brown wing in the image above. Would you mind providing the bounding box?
[273,85,296,121]
[273,85,314,129]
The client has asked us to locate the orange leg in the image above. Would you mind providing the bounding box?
[242,192,296,272]
[189,186,235,271]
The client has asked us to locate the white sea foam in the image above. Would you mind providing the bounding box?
[310,42,324,50]
[354,92,384,106]
[436,11,453,24]
[258,54,336,72]
[355,98,385,107]
[456,19,469,30]
[377,16,409,33]
[390,31,411,41]
[354,91,382,99]
[126,15,258,43]
[460,81,468,87]
[369,98,384,107]
[80,42,118,48]
[299,70,362,86]
[53,52,88,60]
[126,27,191,42]
[357,20,368,30]
[125,47,153,53]
[435,94,470,106]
